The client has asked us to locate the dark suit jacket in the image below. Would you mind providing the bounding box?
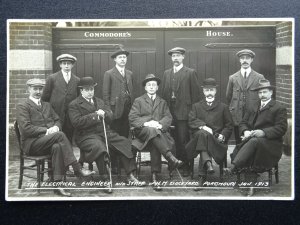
[226,69,264,125]
[129,94,174,151]
[42,71,80,125]
[161,65,201,120]
[232,99,287,169]
[16,98,61,154]
[103,67,133,119]
[68,95,133,161]
[186,100,233,163]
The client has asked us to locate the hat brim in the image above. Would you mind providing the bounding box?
[142,78,161,86]
[111,51,130,59]
[78,83,98,88]
[201,85,218,88]
[252,85,275,91]
[28,84,45,87]
[168,51,185,56]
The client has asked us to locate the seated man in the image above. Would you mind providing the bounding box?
[226,79,287,196]
[17,79,94,197]
[185,78,233,190]
[129,74,183,191]
[68,77,146,193]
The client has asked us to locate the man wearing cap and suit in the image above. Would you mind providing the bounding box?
[226,49,265,145]
[42,54,80,142]
[186,78,233,189]
[161,47,201,176]
[129,74,183,191]
[226,79,287,196]
[17,79,95,197]
[69,77,146,192]
[103,49,133,138]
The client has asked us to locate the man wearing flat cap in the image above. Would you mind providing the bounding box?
[42,54,80,143]
[226,79,287,196]
[69,77,146,192]
[161,47,201,176]
[129,74,183,191]
[226,49,265,145]
[17,79,95,197]
[186,78,233,189]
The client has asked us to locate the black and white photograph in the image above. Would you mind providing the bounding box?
[6,18,294,201]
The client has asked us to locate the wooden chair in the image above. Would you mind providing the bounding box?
[130,128,170,179]
[14,121,53,194]
[237,164,279,186]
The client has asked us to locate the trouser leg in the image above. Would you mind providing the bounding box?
[198,151,211,176]
[149,146,162,173]
[232,138,258,168]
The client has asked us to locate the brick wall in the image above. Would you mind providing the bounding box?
[275,21,293,155]
[9,22,53,122]
[9,22,52,50]
[275,21,293,118]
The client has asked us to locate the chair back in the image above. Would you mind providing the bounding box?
[14,121,24,154]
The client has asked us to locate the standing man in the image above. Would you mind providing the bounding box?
[17,79,94,197]
[103,48,133,138]
[129,74,183,191]
[69,77,146,193]
[161,47,201,176]
[42,54,80,142]
[226,49,265,144]
[186,78,233,189]
[226,79,287,196]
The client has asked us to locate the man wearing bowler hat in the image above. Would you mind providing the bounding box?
[103,48,133,138]
[161,47,201,176]
[69,77,146,193]
[17,78,95,197]
[129,74,183,191]
[42,54,80,143]
[226,79,287,196]
[186,78,233,189]
[226,49,265,145]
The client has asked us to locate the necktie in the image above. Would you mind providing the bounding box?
[89,99,94,105]
[260,103,265,110]
[244,71,247,79]
[151,96,155,106]
[174,68,177,73]
[120,70,124,76]
[207,102,212,106]
[66,72,69,83]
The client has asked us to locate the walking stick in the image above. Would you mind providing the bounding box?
[101,115,113,192]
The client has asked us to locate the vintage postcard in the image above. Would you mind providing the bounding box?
[6,18,294,201]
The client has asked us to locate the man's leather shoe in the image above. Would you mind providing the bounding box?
[127,173,146,187]
[54,188,72,197]
[151,172,162,191]
[194,176,206,192]
[75,168,96,177]
[166,152,183,171]
[206,161,215,174]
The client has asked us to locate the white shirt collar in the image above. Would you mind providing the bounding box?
[261,98,271,107]
[61,70,70,83]
[173,64,183,73]
[29,96,41,105]
[82,96,94,104]
[116,64,125,75]
[241,67,251,78]
[147,93,156,100]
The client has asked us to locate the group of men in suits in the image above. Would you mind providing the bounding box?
[16,47,287,197]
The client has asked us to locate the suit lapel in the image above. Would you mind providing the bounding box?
[112,67,124,83]
[67,73,77,92]
[26,98,43,112]
[176,66,186,92]
[236,71,243,89]
[78,95,96,112]
[246,70,256,89]
[153,95,162,110]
